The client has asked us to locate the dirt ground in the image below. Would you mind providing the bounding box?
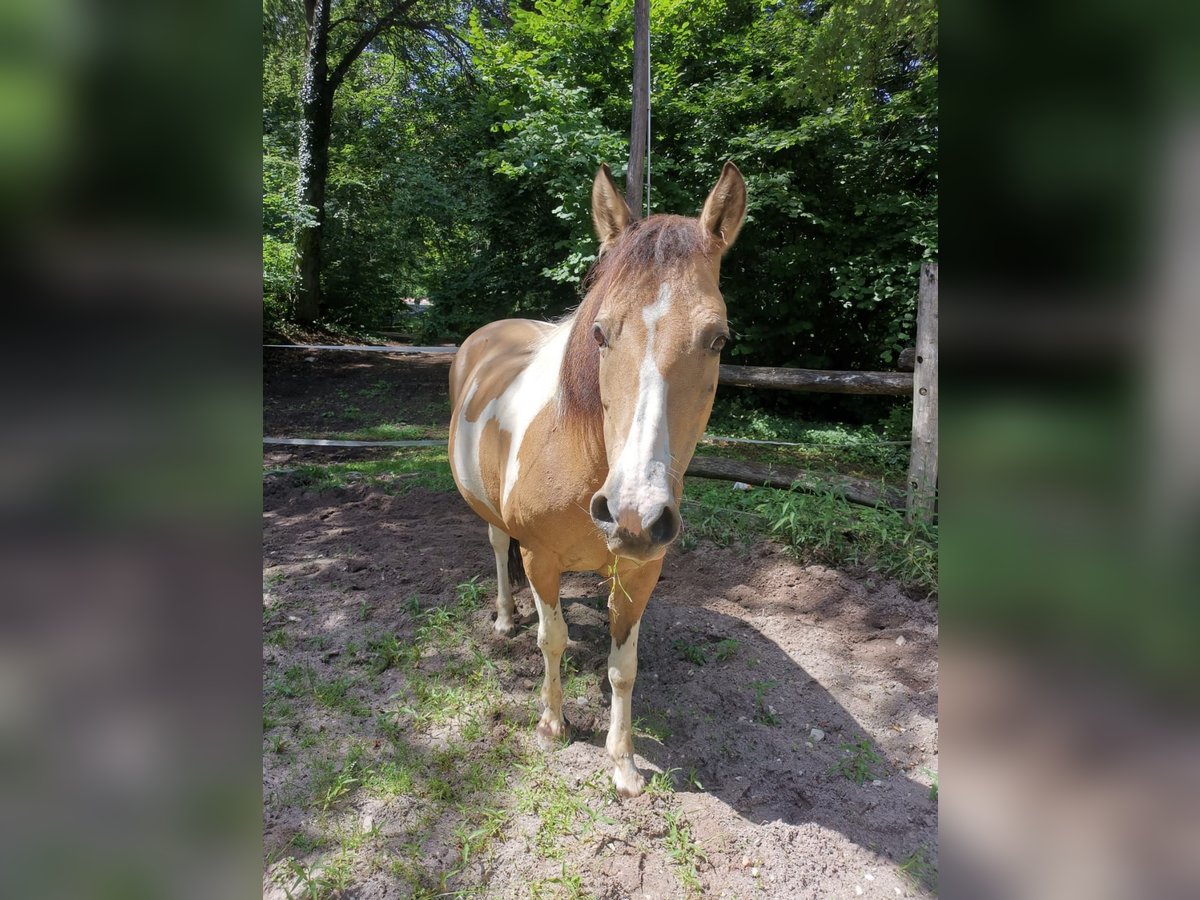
[262,349,938,898]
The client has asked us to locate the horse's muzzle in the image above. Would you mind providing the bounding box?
[589,492,681,560]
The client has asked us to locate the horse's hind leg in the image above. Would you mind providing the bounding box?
[524,551,568,748]
[487,524,517,637]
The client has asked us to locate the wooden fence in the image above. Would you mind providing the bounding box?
[265,264,938,524]
[691,263,938,525]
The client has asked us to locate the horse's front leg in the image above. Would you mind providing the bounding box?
[605,558,662,798]
[524,550,568,748]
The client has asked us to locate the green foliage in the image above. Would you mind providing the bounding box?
[263,0,938,374]
[757,486,938,591]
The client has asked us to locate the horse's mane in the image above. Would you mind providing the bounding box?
[559,215,716,429]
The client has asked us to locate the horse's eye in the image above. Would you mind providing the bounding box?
[711,334,729,352]
[592,323,608,348]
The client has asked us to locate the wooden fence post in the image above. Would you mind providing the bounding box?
[907,263,938,525]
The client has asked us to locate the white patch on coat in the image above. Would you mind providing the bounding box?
[451,379,499,517]
[608,283,673,528]
[453,323,568,517]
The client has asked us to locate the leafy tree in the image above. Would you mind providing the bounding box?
[275,0,499,323]
[263,0,939,405]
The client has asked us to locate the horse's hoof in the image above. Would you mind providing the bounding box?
[613,762,645,798]
[535,719,569,750]
[493,617,517,638]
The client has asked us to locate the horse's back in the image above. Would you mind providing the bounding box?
[449,318,555,411]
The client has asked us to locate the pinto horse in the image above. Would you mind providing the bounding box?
[448,162,746,796]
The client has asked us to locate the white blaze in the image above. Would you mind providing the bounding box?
[608,283,673,529]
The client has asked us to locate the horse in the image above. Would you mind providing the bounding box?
[448,161,746,797]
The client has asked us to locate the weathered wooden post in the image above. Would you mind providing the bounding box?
[907,263,939,525]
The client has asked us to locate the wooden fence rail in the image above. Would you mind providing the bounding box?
[685,456,905,510]
[698,263,938,523]
[265,265,938,522]
[718,364,911,396]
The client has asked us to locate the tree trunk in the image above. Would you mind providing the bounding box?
[625,0,649,218]
[295,0,333,324]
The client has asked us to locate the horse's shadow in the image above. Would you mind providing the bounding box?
[503,549,937,866]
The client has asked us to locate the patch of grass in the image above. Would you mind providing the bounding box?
[757,487,937,592]
[448,806,508,878]
[830,738,885,786]
[646,767,680,796]
[456,575,487,606]
[288,449,455,494]
[265,627,290,648]
[662,807,705,895]
[364,632,417,675]
[560,654,599,701]
[899,843,938,894]
[516,765,610,860]
[313,675,368,717]
[273,852,354,900]
[632,711,672,743]
[712,638,740,662]
[310,744,367,810]
[358,379,391,399]
[678,481,761,550]
[672,640,708,666]
[705,398,910,479]
[530,862,591,900]
[342,423,432,442]
[749,679,781,726]
[266,665,367,718]
[365,759,417,798]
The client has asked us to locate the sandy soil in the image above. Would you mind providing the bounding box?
[260,482,936,897]
[262,478,938,898]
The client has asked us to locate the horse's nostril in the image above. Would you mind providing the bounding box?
[590,493,615,525]
[649,507,680,545]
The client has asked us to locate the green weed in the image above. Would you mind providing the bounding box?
[273,852,354,900]
[530,862,591,900]
[672,640,708,666]
[517,765,610,861]
[899,844,938,893]
[646,767,680,796]
[310,745,366,810]
[923,767,938,802]
[749,680,781,726]
[662,807,705,895]
[712,638,740,662]
[830,738,884,785]
[456,575,487,606]
[364,632,417,675]
[632,712,672,743]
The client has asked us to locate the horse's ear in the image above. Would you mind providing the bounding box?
[699,161,747,251]
[592,164,632,251]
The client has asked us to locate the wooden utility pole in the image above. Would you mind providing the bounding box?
[626,0,649,217]
[906,263,939,525]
